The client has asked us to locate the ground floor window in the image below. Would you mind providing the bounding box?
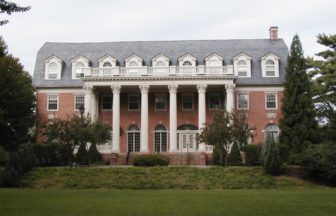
[127,125,140,152]
[177,124,198,152]
[154,125,167,152]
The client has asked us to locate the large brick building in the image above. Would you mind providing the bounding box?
[33,27,288,165]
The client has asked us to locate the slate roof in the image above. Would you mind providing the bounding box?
[33,39,288,88]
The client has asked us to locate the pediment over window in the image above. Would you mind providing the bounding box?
[44,55,63,80]
[233,53,252,78]
[260,53,280,77]
[71,55,90,79]
[205,53,223,67]
[125,54,143,67]
[178,53,197,67]
[98,55,117,67]
[152,54,170,67]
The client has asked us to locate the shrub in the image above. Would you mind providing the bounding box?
[1,166,20,187]
[262,133,282,175]
[75,143,89,165]
[88,143,102,164]
[228,142,242,166]
[212,146,221,165]
[303,142,336,184]
[33,143,72,166]
[0,146,9,166]
[133,154,169,166]
[241,144,262,166]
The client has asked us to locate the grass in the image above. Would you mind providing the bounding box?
[1,189,336,216]
[21,166,321,189]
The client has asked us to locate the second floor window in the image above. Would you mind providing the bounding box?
[209,93,221,109]
[266,93,277,109]
[47,95,58,111]
[102,95,112,110]
[129,94,140,111]
[237,93,249,109]
[155,94,167,111]
[74,95,84,111]
[182,94,193,110]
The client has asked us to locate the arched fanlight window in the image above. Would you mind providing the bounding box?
[154,125,167,152]
[127,125,140,152]
[183,61,192,66]
[237,60,248,77]
[264,124,279,142]
[129,61,139,67]
[265,60,275,76]
[103,62,112,67]
[209,60,219,67]
[155,61,165,67]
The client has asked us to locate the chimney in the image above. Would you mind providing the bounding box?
[269,26,278,40]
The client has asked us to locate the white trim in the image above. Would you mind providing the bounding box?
[236,92,249,110]
[234,86,284,92]
[128,93,140,111]
[47,95,59,111]
[265,93,278,110]
[182,93,194,111]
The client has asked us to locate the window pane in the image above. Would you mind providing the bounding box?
[238,94,248,109]
[75,96,84,110]
[134,132,140,152]
[48,96,58,110]
[182,95,193,110]
[129,95,140,110]
[209,94,221,109]
[155,95,166,110]
[102,96,112,110]
[266,94,276,108]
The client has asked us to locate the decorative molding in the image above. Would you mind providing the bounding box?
[111,85,121,94]
[139,85,150,94]
[197,84,207,93]
[168,84,178,94]
[225,84,235,93]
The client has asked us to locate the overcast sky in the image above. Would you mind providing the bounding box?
[1,0,335,74]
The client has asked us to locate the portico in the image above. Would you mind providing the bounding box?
[83,77,235,154]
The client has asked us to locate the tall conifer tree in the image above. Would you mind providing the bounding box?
[279,34,317,158]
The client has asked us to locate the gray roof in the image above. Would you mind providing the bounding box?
[33,39,288,88]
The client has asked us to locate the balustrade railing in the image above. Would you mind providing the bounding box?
[83,65,234,78]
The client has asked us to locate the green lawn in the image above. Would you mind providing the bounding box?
[0,189,336,216]
[21,166,318,190]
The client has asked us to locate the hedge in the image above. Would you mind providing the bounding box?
[133,154,169,166]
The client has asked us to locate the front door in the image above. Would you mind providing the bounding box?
[180,133,196,152]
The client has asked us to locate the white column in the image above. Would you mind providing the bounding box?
[168,84,178,152]
[197,84,207,151]
[225,84,235,112]
[84,85,93,117]
[111,85,121,153]
[90,92,98,122]
[140,85,149,152]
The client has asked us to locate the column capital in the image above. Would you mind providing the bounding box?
[111,85,121,94]
[139,85,150,94]
[197,84,207,93]
[168,84,178,93]
[225,84,235,93]
[83,84,93,92]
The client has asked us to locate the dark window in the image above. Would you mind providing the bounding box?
[129,94,140,110]
[155,94,167,110]
[102,96,112,110]
[209,93,221,109]
[182,94,193,110]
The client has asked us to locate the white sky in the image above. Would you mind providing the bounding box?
[1,0,335,74]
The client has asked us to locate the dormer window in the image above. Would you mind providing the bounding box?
[129,61,139,67]
[233,53,251,78]
[205,53,223,67]
[156,61,165,67]
[125,55,143,67]
[71,56,90,79]
[183,61,192,66]
[44,55,63,80]
[98,55,117,68]
[261,53,279,77]
[178,54,197,67]
[152,54,170,67]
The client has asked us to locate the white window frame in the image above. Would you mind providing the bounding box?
[153,125,168,152]
[74,95,84,111]
[261,53,280,78]
[128,94,140,111]
[101,95,113,111]
[237,93,249,110]
[265,92,278,110]
[182,93,194,111]
[47,95,59,111]
[127,125,141,152]
[233,53,252,78]
[44,56,63,80]
[208,93,222,110]
[154,94,167,111]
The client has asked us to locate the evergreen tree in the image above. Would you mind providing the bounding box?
[88,143,102,164]
[0,37,35,151]
[263,133,282,175]
[279,34,317,158]
[75,143,89,165]
[0,0,30,25]
[227,142,242,166]
[308,34,336,140]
